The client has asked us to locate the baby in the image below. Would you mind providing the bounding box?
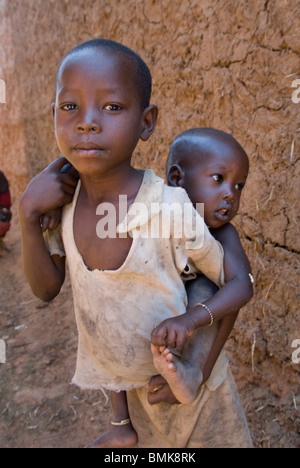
[151,127,253,404]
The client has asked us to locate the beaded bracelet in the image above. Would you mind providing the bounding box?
[196,303,214,327]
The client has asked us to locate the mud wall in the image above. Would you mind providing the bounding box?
[0,0,299,444]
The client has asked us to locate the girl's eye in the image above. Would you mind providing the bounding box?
[104,104,122,111]
[212,174,223,183]
[61,104,77,111]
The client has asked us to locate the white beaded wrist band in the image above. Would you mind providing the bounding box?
[196,303,214,327]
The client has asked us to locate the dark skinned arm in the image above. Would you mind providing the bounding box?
[201,224,253,382]
[19,157,78,302]
[148,224,253,404]
[152,223,253,351]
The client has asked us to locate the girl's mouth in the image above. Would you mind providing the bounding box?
[74,148,104,158]
[72,142,106,159]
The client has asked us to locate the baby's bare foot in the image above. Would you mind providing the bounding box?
[151,344,203,405]
[87,423,137,448]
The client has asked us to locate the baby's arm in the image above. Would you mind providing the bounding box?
[152,223,253,350]
[201,224,253,381]
[189,222,253,327]
[201,312,238,383]
[19,157,78,302]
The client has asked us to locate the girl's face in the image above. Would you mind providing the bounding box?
[53,49,152,178]
[180,144,249,229]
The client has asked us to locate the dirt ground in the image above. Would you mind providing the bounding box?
[0,216,299,449]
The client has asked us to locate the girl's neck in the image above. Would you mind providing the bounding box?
[79,165,143,206]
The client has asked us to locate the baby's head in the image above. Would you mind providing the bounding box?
[166,128,249,229]
[53,39,157,176]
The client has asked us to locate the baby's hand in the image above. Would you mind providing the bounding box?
[151,314,197,352]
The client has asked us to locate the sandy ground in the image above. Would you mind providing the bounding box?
[0,218,299,448]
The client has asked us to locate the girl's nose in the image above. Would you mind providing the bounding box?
[76,122,101,133]
[76,109,101,133]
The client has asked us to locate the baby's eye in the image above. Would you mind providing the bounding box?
[104,104,122,111]
[235,183,245,191]
[212,174,223,183]
[61,103,77,111]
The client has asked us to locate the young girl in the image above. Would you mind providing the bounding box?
[19,39,252,448]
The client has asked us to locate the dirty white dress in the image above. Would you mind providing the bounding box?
[45,169,224,391]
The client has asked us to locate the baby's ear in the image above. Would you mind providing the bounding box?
[167,164,185,188]
[140,105,158,141]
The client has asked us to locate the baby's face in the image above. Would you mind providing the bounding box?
[182,145,249,229]
[53,49,145,177]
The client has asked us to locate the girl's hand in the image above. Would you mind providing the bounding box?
[39,162,79,231]
[40,208,63,232]
[19,157,78,225]
[151,314,197,352]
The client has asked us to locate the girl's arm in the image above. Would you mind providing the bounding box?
[19,214,66,302]
[19,157,77,302]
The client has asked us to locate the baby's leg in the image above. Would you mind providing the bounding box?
[87,390,137,448]
[151,276,219,404]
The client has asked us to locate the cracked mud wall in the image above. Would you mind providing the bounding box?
[0,0,299,442]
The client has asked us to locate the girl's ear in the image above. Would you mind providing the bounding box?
[140,105,158,141]
[167,164,185,188]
